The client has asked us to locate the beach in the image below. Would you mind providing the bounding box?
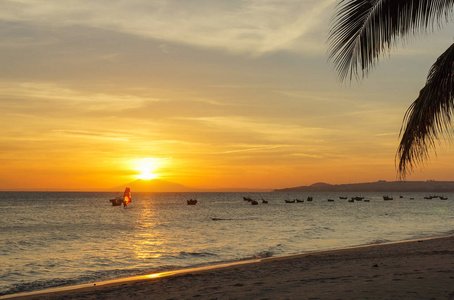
[6,235,454,300]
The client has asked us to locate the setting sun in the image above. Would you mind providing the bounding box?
[134,158,163,180]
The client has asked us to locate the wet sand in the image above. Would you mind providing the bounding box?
[4,235,454,299]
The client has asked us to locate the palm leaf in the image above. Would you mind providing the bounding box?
[328,0,454,81]
[397,43,454,177]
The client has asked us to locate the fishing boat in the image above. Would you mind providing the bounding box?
[110,187,131,208]
[187,199,198,205]
[306,196,313,201]
[285,199,295,203]
[109,197,123,206]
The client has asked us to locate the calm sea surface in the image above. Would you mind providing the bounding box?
[1,191,453,295]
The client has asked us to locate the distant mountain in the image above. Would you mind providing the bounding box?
[112,179,193,192]
[274,180,454,193]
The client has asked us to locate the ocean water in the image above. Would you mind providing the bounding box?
[1,191,453,296]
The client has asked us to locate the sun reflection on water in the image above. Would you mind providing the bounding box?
[132,196,164,260]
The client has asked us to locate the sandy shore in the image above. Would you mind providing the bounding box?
[4,236,454,299]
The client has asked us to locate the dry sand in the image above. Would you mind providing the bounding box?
[4,236,454,300]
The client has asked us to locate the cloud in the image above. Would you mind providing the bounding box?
[0,0,336,55]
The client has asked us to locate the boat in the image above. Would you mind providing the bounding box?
[109,197,123,206]
[187,199,198,205]
[339,196,347,199]
[440,196,448,200]
[243,196,253,201]
[262,199,268,204]
[348,198,354,202]
[110,187,131,208]
[251,200,258,205]
[306,196,313,201]
[327,199,335,202]
[383,196,393,201]
[285,200,295,203]
[296,199,304,203]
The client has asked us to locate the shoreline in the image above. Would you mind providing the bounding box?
[3,235,454,299]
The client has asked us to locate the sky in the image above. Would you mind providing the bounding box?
[1,0,454,191]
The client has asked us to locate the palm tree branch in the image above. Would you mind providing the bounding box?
[397,42,454,177]
[328,0,454,81]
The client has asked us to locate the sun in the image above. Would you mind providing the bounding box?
[134,158,162,180]
[137,172,158,180]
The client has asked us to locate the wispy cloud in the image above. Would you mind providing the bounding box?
[0,0,336,55]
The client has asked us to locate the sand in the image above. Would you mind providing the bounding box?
[4,236,454,300]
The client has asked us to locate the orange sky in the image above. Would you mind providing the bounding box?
[1,1,454,191]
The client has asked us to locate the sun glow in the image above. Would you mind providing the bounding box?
[134,158,163,180]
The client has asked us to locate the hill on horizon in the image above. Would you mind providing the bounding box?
[274,180,454,193]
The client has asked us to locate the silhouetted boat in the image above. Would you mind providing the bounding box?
[187,199,198,205]
[243,197,253,201]
[251,200,258,205]
[327,199,335,202]
[306,196,313,201]
[285,200,295,203]
[109,197,123,206]
[296,199,304,203]
[262,199,268,204]
[339,196,347,199]
[440,196,448,200]
[383,196,393,200]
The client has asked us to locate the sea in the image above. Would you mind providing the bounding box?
[1,191,453,296]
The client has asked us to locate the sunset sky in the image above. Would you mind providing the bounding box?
[2,0,454,191]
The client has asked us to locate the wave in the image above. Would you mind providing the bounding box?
[365,239,392,245]
[178,251,219,258]
[252,244,284,259]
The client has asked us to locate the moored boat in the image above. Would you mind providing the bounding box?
[187,199,198,205]
[109,197,123,206]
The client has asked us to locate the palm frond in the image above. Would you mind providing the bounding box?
[328,0,454,81]
[397,42,454,178]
